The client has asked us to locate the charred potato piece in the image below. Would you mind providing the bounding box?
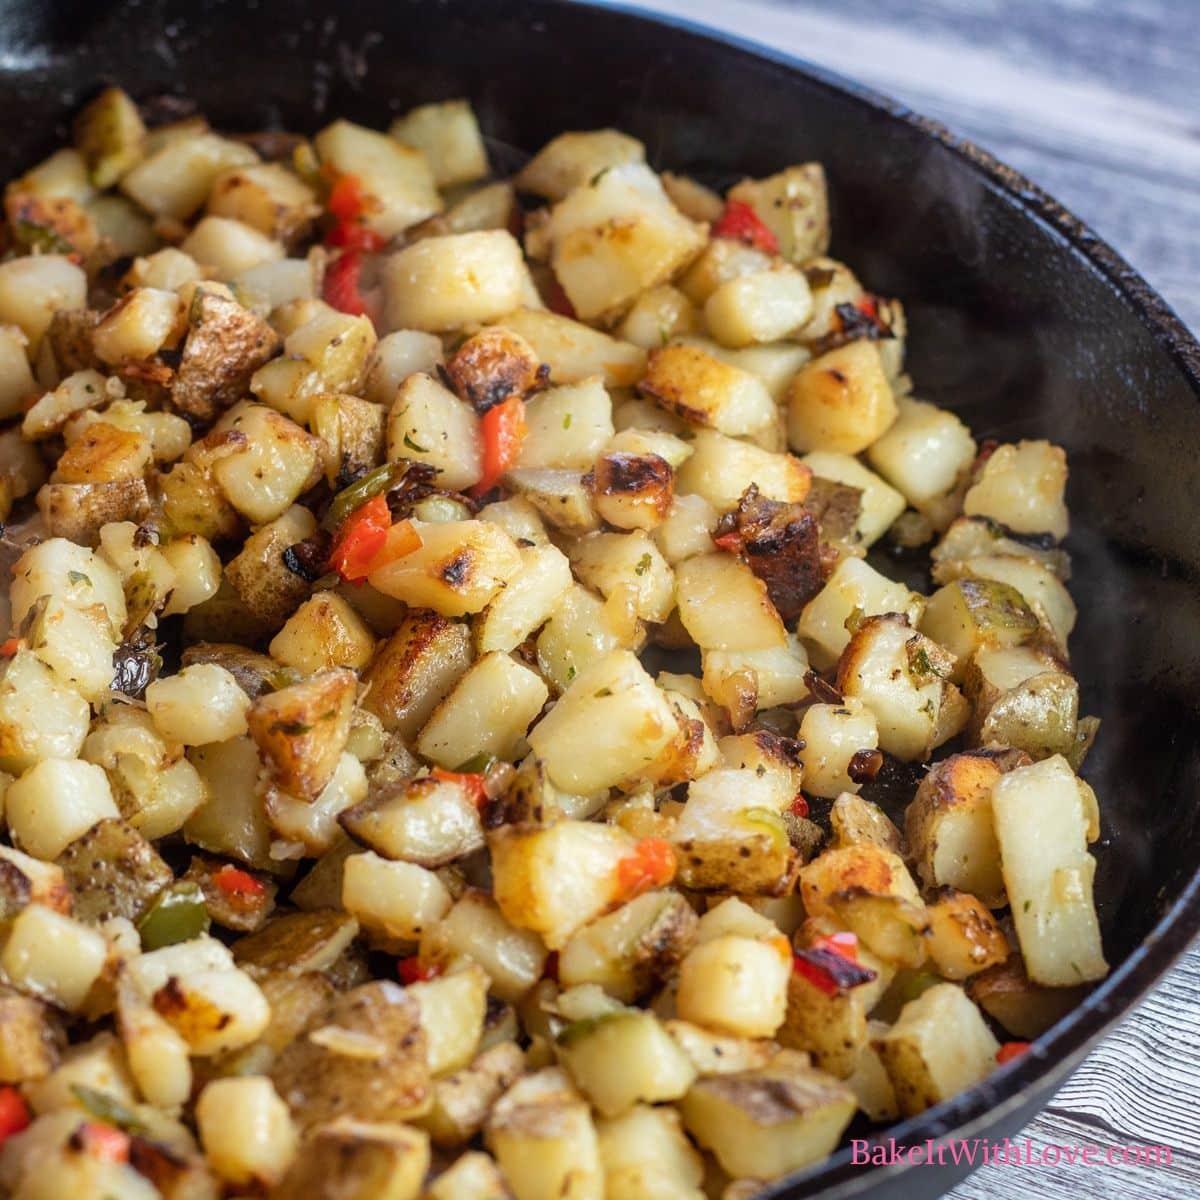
[589,451,674,531]
[443,326,547,414]
[0,845,73,919]
[924,888,1009,981]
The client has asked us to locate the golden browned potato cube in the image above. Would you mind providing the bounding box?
[786,340,897,455]
[924,889,1010,980]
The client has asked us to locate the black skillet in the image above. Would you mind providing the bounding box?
[1,0,1198,1195]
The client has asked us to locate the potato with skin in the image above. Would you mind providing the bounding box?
[420,1042,525,1148]
[966,954,1087,1039]
[924,889,1010,980]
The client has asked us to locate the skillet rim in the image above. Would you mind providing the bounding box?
[561,1,1200,1196]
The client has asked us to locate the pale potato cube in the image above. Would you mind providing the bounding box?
[787,340,897,455]
[992,755,1107,985]
[211,402,321,524]
[527,649,678,795]
[409,964,489,1075]
[0,651,93,775]
[145,663,250,745]
[676,430,810,511]
[703,636,810,711]
[548,163,705,321]
[0,255,87,347]
[121,131,257,219]
[567,530,674,625]
[640,343,775,437]
[598,1105,705,1200]
[22,594,116,703]
[727,163,829,262]
[678,239,773,307]
[476,543,573,654]
[534,583,639,692]
[491,308,647,390]
[265,751,367,856]
[797,556,924,669]
[181,215,284,280]
[516,129,645,200]
[866,396,976,510]
[387,371,482,490]
[652,493,717,564]
[427,1151,510,1200]
[22,369,109,442]
[1,905,107,1012]
[675,553,786,651]
[207,161,319,245]
[958,554,1077,651]
[873,983,999,1116]
[384,231,527,332]
[963,440,1069,540]
[232,256,316,312]
[518,376,614,471]
[0,325,35,420]
[196,1076,297,1187]
[676,934,790,1038]
[314,118,441,238]
[704,267,813,348]
[390,99,488,188]
[489,820,635,950]
[798,698,880,798]
[367,519,523,617]
[364,329,444,404]
[616,284,698,350]
[417,652,550,767]
[124,246,201,291]
[342,852,452,942]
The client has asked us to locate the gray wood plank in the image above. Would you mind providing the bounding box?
[601,2,1200,1196]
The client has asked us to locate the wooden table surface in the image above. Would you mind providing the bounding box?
[606,1,1200,1196]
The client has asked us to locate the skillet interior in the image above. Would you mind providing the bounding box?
[1,0,1198,1194]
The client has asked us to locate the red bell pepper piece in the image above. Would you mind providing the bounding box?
[212,865,266,900]
[0,1087,30,1146]
[325,221,387,253]
[792,933,876,996]
[323,251,374,319]
[0,638,21,658]
[789,793,810,819]
[616,838,677,900]
[470,396,527,497]
[429,767,489,810]
[328,493,393,583]
[327,173,367,223]
[712,199,778,254]
[398,957,442,985]
[80,1122,131,1164]
[544,275,576,318]
[996,1041,1032,1065]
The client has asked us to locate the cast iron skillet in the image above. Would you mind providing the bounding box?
[1,0,1198,1194]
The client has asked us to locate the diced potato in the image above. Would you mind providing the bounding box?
[664,1020,777,1079]
[428,1150,510,1200]
[925,889,1009,980]
[421,1043,525,1149]
[280,308,377,405]
[21,593,116,703]
[6,756,117,861]
[506,467,600,535]
[518,377,614,471]
[528,649,678,794]
[704,267,813,348]
[787,341,897,455]
[966,954,1086,1039]
[207,161,320,246]
[489,819,635,950]
[196,1075,297,1187]
[675,931,790,1039]
[680,1054,855,1180]
[534,582,639,692]
[220,504,316,633]
[180,215,284,280]
[616,284,698,350]
[475,543,572,654]
[798,698,880,799]
[727,163,829,262]
[0,991,61,1084]
[265,750,369,855]
[491,308,647,390]
[0,325,36,420]
[931,515,1071,583]
[342,852,453,942]
[361,611,474,738]
[547,163,704,321]
[919,578,1039,680]
[73,86,146,187]
[267,590,375,673]
[905,751,1010,907]
[384,231,527,332]
[963,440,1069,540]
[406,964,490,1077]
[558,890,696,1003]
[651,493,717,564]
[486,1068,605,1200]
[184,737,276,872]
[567,530,673,625]
[873,983,998,1116]
[640,343,775,437]
[866,396,976,511]
[54,817,171,925]
[390,99,488,188]
[368,519,523,617]
[364,329,443,404]
[799,843,928,968]
[558,1009,695,1116]
[675,553,786,652]
[121,130,257,219]
[211,402,322,524]
[145,662,250,745]
[676,429,811,511]
[991,754,1106,985]
[23,370,107,443]
[1,904,108,1011]
[678,239,773,307]
[516,129,645,200]
[315,118,442,238]
[387,371,482,490]
[0,255,87,347]
[703,636,810,717]
[956,554,1077,652]
[422,889,548,1003]
[245,667,354,802]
